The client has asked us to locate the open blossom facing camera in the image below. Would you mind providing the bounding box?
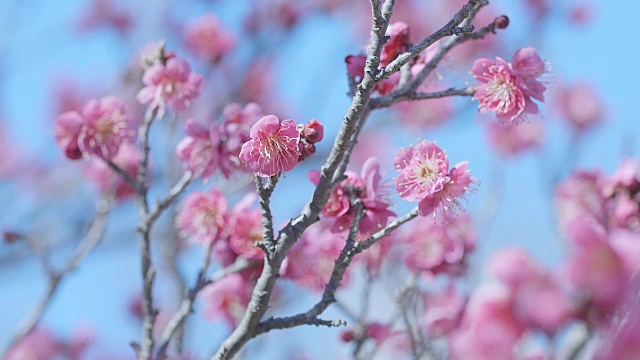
[239,115,300,177]
[471,47,547,122]
[395,140,476,218]
[137,56,203,117]
[55,95,136,161]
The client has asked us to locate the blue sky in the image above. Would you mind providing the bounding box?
[1,0,639,358]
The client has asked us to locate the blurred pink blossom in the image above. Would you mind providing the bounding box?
[202,273,251,327]
[177,188,228,245]
[555,81,604,130]
[184,13,235,63]
[485,121,545,157]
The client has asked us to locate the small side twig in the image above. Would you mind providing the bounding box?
[0,197,111,357]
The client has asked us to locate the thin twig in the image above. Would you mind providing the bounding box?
[147,171,194,225]
[106,160,143,195]
[0,198,111,357]
[375,0,480,82]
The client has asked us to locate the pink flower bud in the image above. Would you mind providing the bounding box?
[303,118,324,143]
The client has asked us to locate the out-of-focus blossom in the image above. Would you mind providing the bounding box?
[524,0,549,20]
[184,13,235,63]
[395,140,476,218]
[402,213,475,275]
[568,3,595,26]
[555,81,604,130]
[485,121,545,157]
[137,57,203,117]
[6,327,62,360]
[556,170,606,232]
[309,157,395,235]
[202,273,250,327]
[55,111,85,160]
[227,194,263,260]
[177,189,228,245]
[55,96,136,161]
[472,47,547,123]
[239,115,300,177]
[489,248,573,334]
[566,218,627,312]
[177,119,220,181]
[78,96,135,160]
[422,285,466,336]
[449,283,526,360]
[84,143,140,199]
[283,222,345,292]
[345,54,366,80]
[77,0,132,34]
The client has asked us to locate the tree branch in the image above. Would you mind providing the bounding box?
[374,0,480,82]
[0,197,111,357]
[147,171,193,226]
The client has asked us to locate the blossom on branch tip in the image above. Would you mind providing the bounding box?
[471,47,547,123]
[239,115,300,177]
[137,56,203,117]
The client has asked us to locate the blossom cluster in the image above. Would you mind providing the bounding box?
[309,157,395,236]
[177,103,264,181]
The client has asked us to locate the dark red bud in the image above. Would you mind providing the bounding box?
[303,118,324,143]
[495,15,510,29]
[3,231,23,244]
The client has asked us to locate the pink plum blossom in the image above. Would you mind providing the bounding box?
[283,222,346,292]
[177,188,228,245]
[402,214,475,275]
[395,141,476,218]
[137,56,203,117]
[555,82,604,130]
[176,119,220,181]
[226,194,264,260]
[566,217,627,312]
[201,273,250,327]
[56,95,137,161]
[239,115,300,177]
[449,283,526,360]
[422,285,466,336]
[184,13,235,63]
[394,141,450,202]
[77,0,132,34]
[55,111,85,160]
[485,121,545,157]
[309,157,395,235]
[380,22,411,67]
[471,47,547,122]
[345,54,366,80]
